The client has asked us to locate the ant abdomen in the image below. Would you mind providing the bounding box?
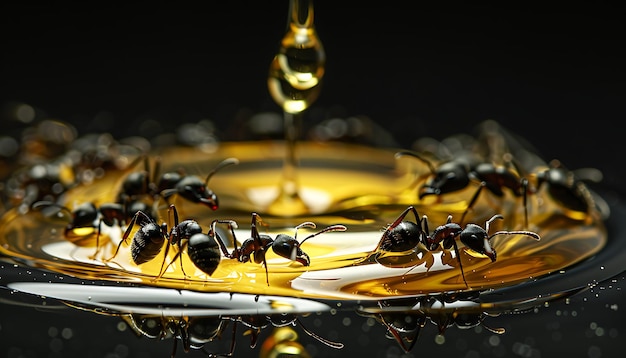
[130,222,166,265]
[187,233,222,276]
[380,221,422,253]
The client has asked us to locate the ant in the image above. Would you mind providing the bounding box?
[204,213,348,286]
[7,159,79,213]
[116,155,239,211]
[31,199,156,259]
[107,204,204,277]
[396,150,532,227]
[374,206,540,288]
[531,159,610,220]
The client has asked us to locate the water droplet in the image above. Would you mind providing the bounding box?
[434,334,446,345]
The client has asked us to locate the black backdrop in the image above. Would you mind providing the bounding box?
[2,2,625,357]
[2,2,625,179]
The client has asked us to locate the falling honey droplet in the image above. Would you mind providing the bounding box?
[267,0,325,217]
[268,0,325,115]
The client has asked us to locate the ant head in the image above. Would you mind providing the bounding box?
[68,201,97,218]
[273,234,310,266]
[174,176,219,210]
[459,224,497,262]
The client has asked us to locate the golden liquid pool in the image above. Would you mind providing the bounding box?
[0,141,607,301]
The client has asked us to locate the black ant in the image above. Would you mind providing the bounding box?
[106,204,204,278]
[116,155,239,211]
[396,150,531,227]
[31,199,156,259]
[374,206,540,288]
[7,159,78,213]
[532,159,609,220]
[204,213,348,286]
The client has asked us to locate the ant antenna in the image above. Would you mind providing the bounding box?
[459,181,487,224]
[204,157,239,186]
[293,221,316,241]
[395,150,437,174]
[486,215,541,241]
[299,224,347,246]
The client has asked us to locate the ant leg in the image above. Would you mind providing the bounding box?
[451,240,468,289]
[205,320,237,358]
[296,318,344,349]
[251,213,270,286]
[89,219,104,260]
[106,211,140,261]
[421,214,429,235]
[460,181,486,224]
[177,238,189,278]
[150,156,162,195]
[377,312,418,353]
[520,178,529,229]
[155,240,188,281]
[155,235,177,280]
[168,204,179,226]
[170,329,179,358]
[210,220,239,258]
[158,204,188,278]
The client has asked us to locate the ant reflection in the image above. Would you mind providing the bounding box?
[357,293,504,353]
[123,314,234,358]
[117,312,342,357]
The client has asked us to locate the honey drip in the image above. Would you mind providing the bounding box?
[267,0,325,216]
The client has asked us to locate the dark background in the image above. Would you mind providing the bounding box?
[2,2,625,181]
[1,1,625,357]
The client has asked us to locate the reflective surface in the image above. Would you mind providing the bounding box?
[0,141,609,301]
